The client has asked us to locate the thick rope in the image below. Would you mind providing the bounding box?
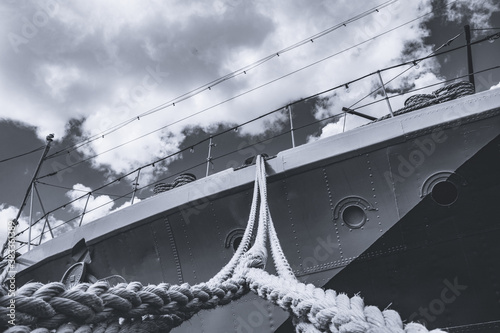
[153,173,197,194]
[246,268,447,333]
[1,156,447,333]
[244,156,446,333]
[207,167,261,286]
[375,81,474,122]
[1,278,250,332]
[399,81,474,113]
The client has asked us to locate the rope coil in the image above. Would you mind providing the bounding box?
[153,173,197,194]
[1,156,446,333]
[373,81,475,122]
[398,81,474,114]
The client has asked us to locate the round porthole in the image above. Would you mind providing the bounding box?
[333,196,374,229]
[431,180,458,206]
[225,229,248,253]
[342,205,367,228]
[232,236,243,251]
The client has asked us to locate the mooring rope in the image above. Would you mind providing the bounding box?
[1,156,446,333]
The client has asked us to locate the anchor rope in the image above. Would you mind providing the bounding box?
[1,156,446,333]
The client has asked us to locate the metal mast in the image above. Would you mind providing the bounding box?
[1,134,54,256]
[464,25,476,92]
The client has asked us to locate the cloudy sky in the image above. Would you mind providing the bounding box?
[0,0,499,251]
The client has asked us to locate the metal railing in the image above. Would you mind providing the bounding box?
[9,30,500,253]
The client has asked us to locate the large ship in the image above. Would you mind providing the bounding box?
[1,31,500,333]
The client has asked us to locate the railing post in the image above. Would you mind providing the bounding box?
[288,106,296,148]
[206,136,216,177]
[464,25,475,92]
[377,70,394,117]
[130,168,141,205]
[79,193,92,226]
[28,183,34,251]
[34,184,54,243]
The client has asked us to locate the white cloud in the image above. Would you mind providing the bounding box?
[0,204,21,251]
[0,183,142,256]
[490,81,500,90]
[0,203,64,254]
[66,183,114,225]
[36,64,83,102]
[112,197,142,212]
[308,121,344,143]
[65,183,141,225]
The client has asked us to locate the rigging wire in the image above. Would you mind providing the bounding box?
[19,113,344,245]
[35,181,127,198]
[15,3,500,239]
[347,31,464,110]
[36,33,488,181]
[344,28,500,112]
[37,4,450,179]
[25,59,500,242]
[47,1,474,170]
[45,0,399,159]
[21,103,318,236]
[21,61,500,239]
[36,26,498,185]
[20,189,134,247]
[40,0,474,170]
[48,0,470,169]
[16,63,500,241]
[351,65,500,112]
[471,27,500,31]
[0,145,45,164]
[28,104,298,229]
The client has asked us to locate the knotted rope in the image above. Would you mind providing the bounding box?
[1,156,446,333]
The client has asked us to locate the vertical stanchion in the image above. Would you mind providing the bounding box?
[28,183,34,251]
[377,70,394,117]
[130,169,141,205]
[79,193,92,226]
[464,25,475,92]
[288,106,296,148]
[34,184,54,243]
[206,136,216,177]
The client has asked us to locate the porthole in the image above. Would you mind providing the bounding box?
[431,180,458,206]
[333,196,375,229]
[232,236,243,251]
[420,171,466,200]
[341,205,367,228]
[225,228,248,253]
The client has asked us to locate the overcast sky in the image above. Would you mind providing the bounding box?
[1,0,499,250]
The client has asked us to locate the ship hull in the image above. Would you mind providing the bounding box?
[277,133,500,333]
[15,89,500,332]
